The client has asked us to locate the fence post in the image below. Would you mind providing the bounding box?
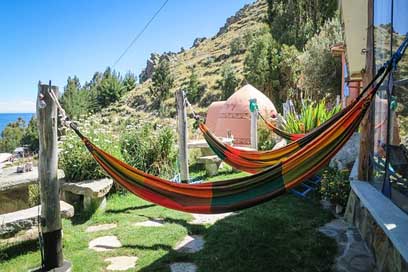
[176,90,189,183]
[37,82,68,270]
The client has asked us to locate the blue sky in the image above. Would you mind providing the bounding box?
[0,0,254,113]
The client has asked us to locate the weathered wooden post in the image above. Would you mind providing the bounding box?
[249,98,258,150]
[176,90,189,183]
[37,82,69,271]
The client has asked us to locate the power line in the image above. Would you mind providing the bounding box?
[112,0,169,68]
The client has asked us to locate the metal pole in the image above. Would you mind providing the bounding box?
[176,90,189,183]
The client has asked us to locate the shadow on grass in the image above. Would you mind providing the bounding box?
[136,214,207,235]
[106,204,156,214]
[0,240,38,262]
[138,194,338,272]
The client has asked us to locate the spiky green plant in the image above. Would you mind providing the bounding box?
[283,99,340,134]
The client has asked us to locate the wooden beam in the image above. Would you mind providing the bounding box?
[37,82,64,270]
[358,0,375,181]
[176,90,189,183]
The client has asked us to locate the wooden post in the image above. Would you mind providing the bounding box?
[249,98,258,150]
[176,90,189,183]
[37,82,64,270]
[358,0,375,181]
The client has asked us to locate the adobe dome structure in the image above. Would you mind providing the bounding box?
[205,84,277,146]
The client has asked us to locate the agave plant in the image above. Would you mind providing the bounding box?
[283,99,341,134]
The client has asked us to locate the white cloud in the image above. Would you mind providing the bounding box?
[0,100,36,113]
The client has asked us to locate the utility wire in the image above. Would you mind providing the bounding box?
[112,0,169,67]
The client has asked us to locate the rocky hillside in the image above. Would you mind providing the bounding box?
[124,0,268,115]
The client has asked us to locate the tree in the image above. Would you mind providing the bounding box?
[244,33,301,109]
[186,67,200,103]
[60,76,94,119]
[21,116,39,152]
[123,72,137,93]
[267,0,337,49]
[96,68,124,109]
[0,118,26,152]
[149,58,174,107]
[218,63,239,100]
[300,15,342,101]
[230,37,244,56]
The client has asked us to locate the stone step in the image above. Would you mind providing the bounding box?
[0,201,74,238]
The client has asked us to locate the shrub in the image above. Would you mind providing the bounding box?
[121,124,177,178]
[59,119,121,182]
[217,63,239,100]
[230,37,244,55]
[0,118,26,152]
[319,167,351,207]
[258,121,276,151]
[21,116,39,152]
[283,99,340,134]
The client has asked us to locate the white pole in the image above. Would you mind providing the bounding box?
[249,98,258,150]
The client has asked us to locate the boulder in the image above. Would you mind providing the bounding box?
[330,132,360,170]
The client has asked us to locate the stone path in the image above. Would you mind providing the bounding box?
[170,262,198,272]
[174,235,205,253]
[133,219,164,227]
[319,219,376,272]
[105,256,138,271]
[86,223,117,233]
[89,236,122,252]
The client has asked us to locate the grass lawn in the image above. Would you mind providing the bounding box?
[0,170,337,272]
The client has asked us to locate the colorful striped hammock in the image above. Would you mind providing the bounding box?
[72,84,377,214]
[197,64,386,174]
[66,36,406,214]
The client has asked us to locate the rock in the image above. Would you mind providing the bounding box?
[330,132,360,170]
[272,138,287,150]
[216,4,250,36]
[191,213,234,225]
[170,262,198,272]
[133,219,164,227]
[105,256,138,271]
[174,235,205,253]
[319,218,375,272]
[61,178,113,198]
[86,223,117,233]
[89,236,122,252]
[191,37,206,48]
[61,178,113,213]
[0,201,74,238]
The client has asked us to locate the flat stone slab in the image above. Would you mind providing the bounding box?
[62,178,113,198]
[197,155,221,164]
[170,262,197,272]
[105,256,138,271]
[133,219,164,227]
[0,201,74,237]
[0,167,65,192]
[191,212,234,225]
[174,235,204,253]
[319,219,375,272]
[86,223,117,233]
[89,235,122,252]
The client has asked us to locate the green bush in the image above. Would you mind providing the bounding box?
[258,121,276,151]
[121,124,177,178]
[283,99,340,134]
[59,118,122,182]
[319,167,351,207]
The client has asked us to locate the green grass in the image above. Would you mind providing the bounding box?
[0,171,337,272]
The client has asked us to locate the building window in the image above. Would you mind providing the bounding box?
[372,0,408,213]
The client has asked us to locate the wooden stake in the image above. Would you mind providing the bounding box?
[37,82,63,270]
[176,90,189,183]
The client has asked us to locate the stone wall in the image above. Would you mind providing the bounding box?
[345,189,408,272]
[0,188,30,214]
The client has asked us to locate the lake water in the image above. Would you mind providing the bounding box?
[0,113,35,135]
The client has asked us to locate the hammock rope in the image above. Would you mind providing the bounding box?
[47,35,407,214]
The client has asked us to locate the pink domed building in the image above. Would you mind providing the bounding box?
[205,84,277,146]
